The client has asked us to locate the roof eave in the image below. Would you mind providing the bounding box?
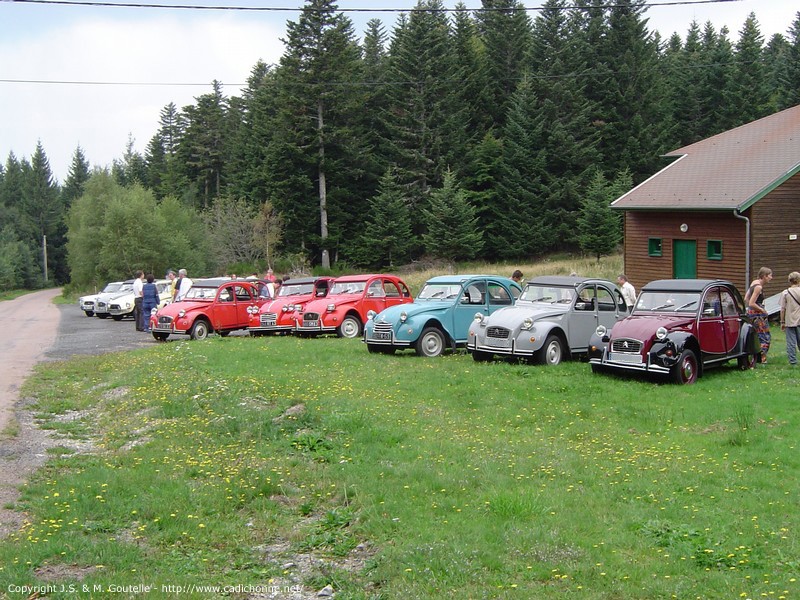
[737,161,800,212]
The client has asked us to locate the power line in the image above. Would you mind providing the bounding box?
[4,0,745,14]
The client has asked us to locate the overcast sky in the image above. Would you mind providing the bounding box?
[1,0,797,183]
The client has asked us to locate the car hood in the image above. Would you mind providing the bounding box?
[303,294,361,313]
[609,314,694,340]
[157,299,212,317]
[482,303,568,328]
[374,301,449,323]
[260,295,312,313]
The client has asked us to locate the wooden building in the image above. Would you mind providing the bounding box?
[612,104,800,295]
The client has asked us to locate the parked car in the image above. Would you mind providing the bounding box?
[107,279,172,321]
[79,281,122,317]
[150,278,265,341]
[467,276,629,365]
[294,274,412,338]
[248,276,334,336]
[363,274,522,357]
[94,280,134,319]
[588,279,759,384]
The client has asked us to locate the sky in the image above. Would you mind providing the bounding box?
[0,0,798,184]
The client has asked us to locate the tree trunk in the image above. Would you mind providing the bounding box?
[318,98,330,269]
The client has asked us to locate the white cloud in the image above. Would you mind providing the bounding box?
[0,14,286,182]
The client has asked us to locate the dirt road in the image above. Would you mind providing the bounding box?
[0,289,62,434]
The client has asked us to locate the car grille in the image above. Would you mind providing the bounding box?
[486,326,510,339]
[611,338,643,353]
[373,322,394,334]
[260,312,278,324]
[96,301,107,310]
[157,316,174,326]
[304,313,320,322]
[110,304,121,310]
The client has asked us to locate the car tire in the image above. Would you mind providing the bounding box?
[738,353,757,370]
[367,344,394,355]
[672,349,698,384]
[112,315,124,321]
[538,334,565,366]
[153,332,169,342]
[590,364,605,374]
[97,313,108,319]
[84,311,94,317]
[190,320,210,341]
[472,350,493,362]
[337,315,362,339]
[219,331,230,338]
[415,327,446,357]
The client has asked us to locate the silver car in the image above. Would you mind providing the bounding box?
[467,276,630,365]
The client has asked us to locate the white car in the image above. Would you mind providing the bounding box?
[78,281,123,317]
[108,279,173,321]
[94,280,134,319]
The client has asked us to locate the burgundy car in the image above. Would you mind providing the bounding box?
[588,279,759,384]
[248,276,333,335]
[151,278,265,341]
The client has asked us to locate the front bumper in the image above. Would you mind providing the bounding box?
[467,334,537,357]
[589,345,671,375]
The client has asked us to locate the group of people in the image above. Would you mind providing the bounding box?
[748,267,800,367]
[132,268,192,332]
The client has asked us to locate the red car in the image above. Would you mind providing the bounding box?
[151,278,265,341]
[248,276,334,336]
[294,274,412,338]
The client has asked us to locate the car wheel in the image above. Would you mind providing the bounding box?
[337,315,362,339]
[415,327,446,357]
[738,353,757,370]
[590,364,605,374]
[472,350,493,363]
[190,320,210,341]
[672,349,698,384]
[97,314,108,319]
[84,311,94,317]
[112,315,124,321]
[153,332,169,342]
[219,331,230,338]
[367,344,394,355]
[538,334,565,366]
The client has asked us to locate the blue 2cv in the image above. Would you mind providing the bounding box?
[363,274,523,357]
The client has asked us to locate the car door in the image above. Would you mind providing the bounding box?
[698,286,728,357]
[569,284,599,351]
[719,287,742,355]
[234,284,258,326]
[362,278,389,316]
[382,279,408,310]
[212,284,239,329]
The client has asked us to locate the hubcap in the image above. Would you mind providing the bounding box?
[547,341,561,365]
[423,333,442,356]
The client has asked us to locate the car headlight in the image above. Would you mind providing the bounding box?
[595,325,607,337]
[367,310,377,321]
[327,303,336,312]
[400,311,408,323]
[178,310,186,318]
[473,312,484,323]
[247,305,257,314]
[521,317,534,330]
[656,327,668,341]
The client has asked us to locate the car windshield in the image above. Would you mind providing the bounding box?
[279,283,314,297]
[102,283,122,293]
[330,281,366,295]
[519,285,576,304]
[417,283,462,300]
[117,283,133,293]
[184,286,217,301]
[635,291,700,313]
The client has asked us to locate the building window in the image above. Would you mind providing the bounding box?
[707,240,723,260]
[648,238,662,257]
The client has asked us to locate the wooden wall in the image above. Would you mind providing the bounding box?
[622,211,747,291]
[750,172,800,295]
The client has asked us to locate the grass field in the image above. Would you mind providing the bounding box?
[0,322,798,598]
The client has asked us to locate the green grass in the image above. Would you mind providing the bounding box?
[0,324,797,598]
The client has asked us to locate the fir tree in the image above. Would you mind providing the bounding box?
[576,169,623,260]
[422,170,483,262]
[355,169,414,268]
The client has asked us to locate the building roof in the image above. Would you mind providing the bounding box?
[612,104,800,211]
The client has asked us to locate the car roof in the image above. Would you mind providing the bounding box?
[641,279,733,293]
[192,277,257,288]
[425,274,517,285]
[527,276,614,287]
[333,274,398,282]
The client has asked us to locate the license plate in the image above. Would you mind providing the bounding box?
[608,352,643,364]
[487,337,510,348]
[262,320,276,327]
[155,323,172,331]
[374,331,391,341]
[303,320,319,328]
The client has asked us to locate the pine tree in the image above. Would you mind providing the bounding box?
[422,170,483,262]
[61,146,91,209]
[577,169,622,260]
[722,13,769,127]
[775,13,800,109]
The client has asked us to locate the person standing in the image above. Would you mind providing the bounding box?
[175,268,193,301]
[617,274,637,308]
[745,267,773,364]
[132,270,145,331]
[166,270,177,301]
[141,273,160,332]
[779,271,800,366]
[511,270,523,284]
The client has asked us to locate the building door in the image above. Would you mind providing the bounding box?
[673,240,697,278]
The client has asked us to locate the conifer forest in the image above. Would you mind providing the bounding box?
[2,0,799,290]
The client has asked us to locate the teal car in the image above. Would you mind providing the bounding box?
[363,275,522,357]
